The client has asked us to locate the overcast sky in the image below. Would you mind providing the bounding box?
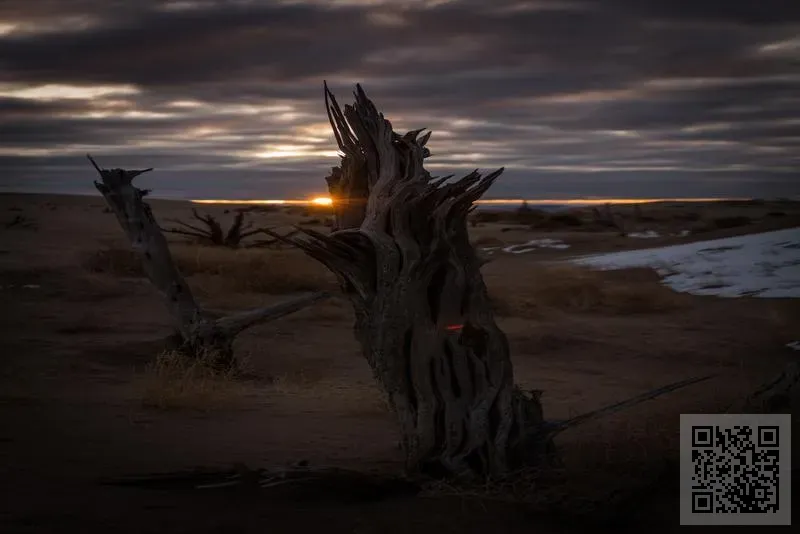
[0,0,798,200]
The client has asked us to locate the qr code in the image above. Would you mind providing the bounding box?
[680,414,791,526]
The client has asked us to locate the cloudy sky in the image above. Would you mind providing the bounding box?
[0,0,798,201]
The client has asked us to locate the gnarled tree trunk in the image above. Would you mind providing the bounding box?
[89,156,329,368]
[283,84,554,480]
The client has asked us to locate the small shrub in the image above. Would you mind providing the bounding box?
[140,349,248,411]
[512,202,547,225]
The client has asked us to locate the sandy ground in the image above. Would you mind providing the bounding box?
[1,193,799,533]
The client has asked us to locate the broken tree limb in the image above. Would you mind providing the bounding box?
[215,291,331,337]
[541,374,716,436]
[244,228,300,249]
[727,361,800,414]
[88,154,329,367]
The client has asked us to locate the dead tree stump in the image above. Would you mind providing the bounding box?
[281,84,554,480]
[88,155,329,367]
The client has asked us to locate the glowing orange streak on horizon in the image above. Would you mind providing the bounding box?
[190,196,749,206]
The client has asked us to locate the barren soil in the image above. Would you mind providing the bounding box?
[1,193,798,533]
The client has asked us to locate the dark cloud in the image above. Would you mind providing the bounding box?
[0,0,798,200]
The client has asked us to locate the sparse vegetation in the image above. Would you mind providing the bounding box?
[4,214,37,230]
[140,348,249,411]
[83,244,336,294]
[490,266,688,318]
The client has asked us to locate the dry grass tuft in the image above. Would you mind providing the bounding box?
[170,245,335,294]
[140,349,249,411]
[490,265,689,318]
[83,244,336,295]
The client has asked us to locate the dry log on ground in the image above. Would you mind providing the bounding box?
[88,155,329,367]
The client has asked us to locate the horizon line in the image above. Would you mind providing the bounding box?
[189,196,753,206]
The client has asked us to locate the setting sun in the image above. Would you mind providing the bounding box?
[310,196,333,206]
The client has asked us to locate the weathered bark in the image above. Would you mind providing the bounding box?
[88,155,329,367]
[276,84,553,480]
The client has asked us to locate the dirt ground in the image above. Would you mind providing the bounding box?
[1,193,799,533]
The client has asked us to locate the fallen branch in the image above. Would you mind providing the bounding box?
[88,154,329,367]
[541,374,716,436]
[99,463,421,501]
[727,361,799,414]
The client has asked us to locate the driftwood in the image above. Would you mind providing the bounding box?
[268,84,554,480]
[88,154,329,367]
[162,208,282,248]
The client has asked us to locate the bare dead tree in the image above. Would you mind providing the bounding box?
[592,202,627,236]
[267,84,713,482]
[88,155,329,368]
[162,208,277,248]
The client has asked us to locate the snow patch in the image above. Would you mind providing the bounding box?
[628,230,660,239]
[570,227,800,298]
[503,239,570,254]
[787,341,800,351]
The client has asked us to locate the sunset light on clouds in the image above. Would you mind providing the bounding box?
[0,0,798,201]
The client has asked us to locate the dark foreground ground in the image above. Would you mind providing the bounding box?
[1,194,799,533]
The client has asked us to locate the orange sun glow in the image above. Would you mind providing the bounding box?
[310,196,333,206]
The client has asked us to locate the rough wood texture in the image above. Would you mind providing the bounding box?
[279,84,554,480]
[88,155,329,366]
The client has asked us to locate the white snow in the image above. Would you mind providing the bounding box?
[627,230,660,239]
[570,227,800,298]
[502,239,570,254]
